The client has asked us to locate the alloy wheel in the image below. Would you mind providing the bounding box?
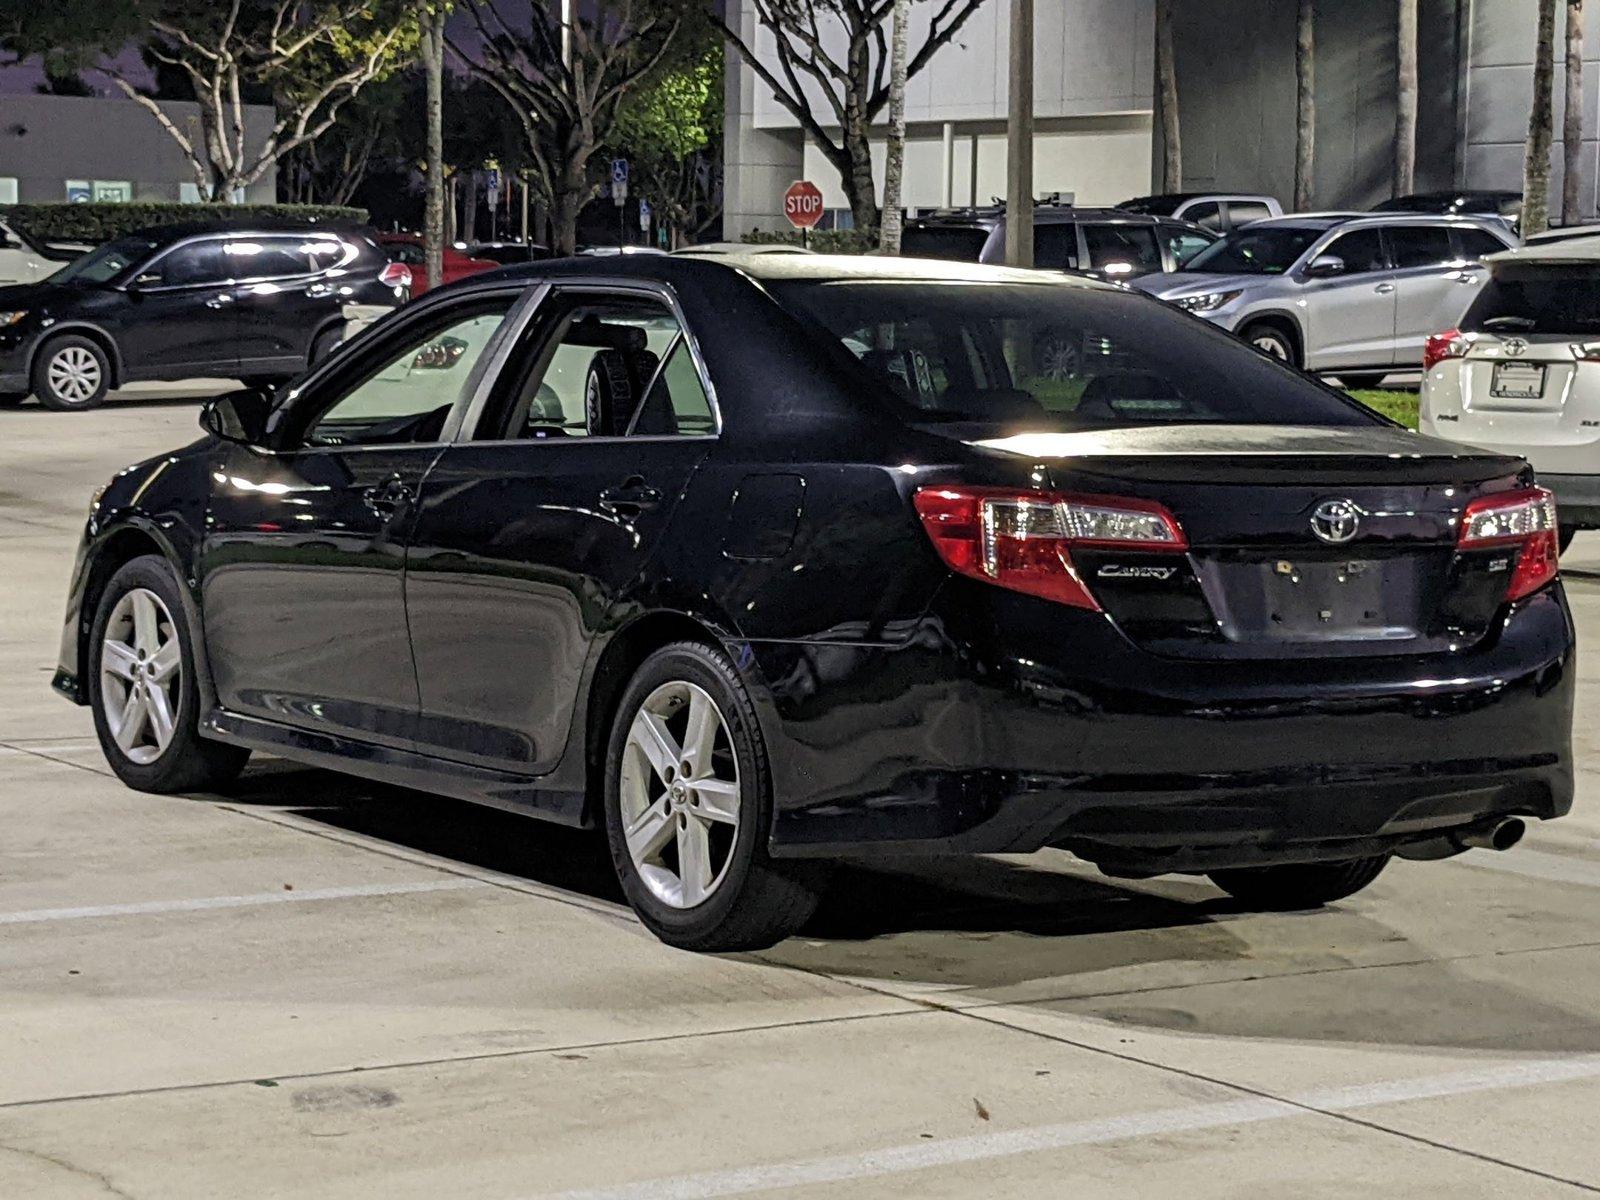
[1252,334,1289,360]
[619,680,741,909]
[99,587,182,765]
[47,346,104,405]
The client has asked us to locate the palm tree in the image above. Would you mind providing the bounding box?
[1394,0,1417,196]
[1526,0,1560,235]
[1564,0,1585,225]
[879,0,910,255]
[1295,0,1315,211]
[1155,0,1180,189]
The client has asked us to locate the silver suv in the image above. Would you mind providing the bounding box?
[1133,214,1515,385]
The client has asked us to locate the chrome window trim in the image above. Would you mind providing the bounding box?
[130,231,359,293]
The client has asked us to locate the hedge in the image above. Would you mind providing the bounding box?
[741,228,876,254]
[0,203,368,245]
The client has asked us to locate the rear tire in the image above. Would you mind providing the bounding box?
[1559,525,1578,554]
[1209,856,1389,910]
[32,334,111,411]
[88,555,250,793]
[602,641,827,951]
[1339,371,1390,388]
[1239,322,1298,368]
[309,328,343,370]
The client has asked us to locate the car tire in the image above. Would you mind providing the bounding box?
[88,555,250,794]
[1208,855,1389,910]
[1559,525,1577,554]
[1239,322,1298,367]
[1339,372,1389,388]
[309,328,343,369]
[602,640,827,951]
[32,335,111,411]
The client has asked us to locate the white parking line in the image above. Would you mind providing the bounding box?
[536,1054,1600,1200]
[1457,847,1600,889]
[0,879,488,925]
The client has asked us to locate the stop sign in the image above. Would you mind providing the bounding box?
[783,180,825,230]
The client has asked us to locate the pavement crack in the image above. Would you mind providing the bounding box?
[0,1135,139,1198]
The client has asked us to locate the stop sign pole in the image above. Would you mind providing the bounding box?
[784,180,824,249]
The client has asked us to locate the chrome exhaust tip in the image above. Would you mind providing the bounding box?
[1454,817,1526,853]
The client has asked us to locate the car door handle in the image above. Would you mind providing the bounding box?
[361,475,414,518]
[1374,282,1396,294]
[205,293,235,309]
[305,282,335,298]
[598,478,663,516]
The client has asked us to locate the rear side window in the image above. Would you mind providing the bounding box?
[1081,224,1162,276]
[1183,201,1222,230]
[1034,223,1079,270]
[1455,227,1509,261]
[1225,201,1273,227]
[1463,264,1600,334]
[151,241,226,287]
[1387,226,1453,269]
[224,237,310,280]
[899,225,990,262]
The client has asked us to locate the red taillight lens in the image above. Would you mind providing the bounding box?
[1423,328,1470,371]
[380,262,413,291]
[913,487,1187,610]
[1458,486,1560,602]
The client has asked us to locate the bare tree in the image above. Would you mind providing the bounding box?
[1394,0,1417,196]
[1526,0,1560,235]
[94,0,413,201]
[1565,0,1585,226]
[1294,0,1315,211]
[719,0,992,238]
[879,0,910,254]
[456,0,691,255]
[1155,0,1180,190]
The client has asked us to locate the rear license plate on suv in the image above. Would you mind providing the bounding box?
[1491,361,1546,399]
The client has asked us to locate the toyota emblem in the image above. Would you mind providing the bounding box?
[1310,498,1362,544]
[1503,337,1528,357]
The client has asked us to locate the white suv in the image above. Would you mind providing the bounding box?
[1418,233,1600,546]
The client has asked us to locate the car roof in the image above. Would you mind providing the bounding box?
[1487,233,1600,263]
[123,219,372,243]
[908,206,1194,228]
[1244,212,1502,232]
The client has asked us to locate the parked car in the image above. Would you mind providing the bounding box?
[1116,192,1283,232]
[0,217,85,285]
[467,241,552,266]
[1419,232,1600,547]
[0,221,408,410]
[57,254,1570,950]
[900,205,1218,281]
[377,234,498,294]
[1374,190,1523,234]
[1133,213,1515,384]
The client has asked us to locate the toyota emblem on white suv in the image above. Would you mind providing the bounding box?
[1310,499,1362,544]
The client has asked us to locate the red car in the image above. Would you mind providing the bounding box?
[376,234,498,294]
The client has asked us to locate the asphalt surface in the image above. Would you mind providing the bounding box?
[5,390,1600,1198]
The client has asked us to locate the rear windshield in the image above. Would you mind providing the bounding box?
[900,225,991,262]
[771,280,1378,431]
[1463,264,1600,334]
[1180,226,1323,275]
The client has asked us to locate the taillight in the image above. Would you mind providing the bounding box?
[913,487,1187,610]
[380,262,413,292]
[1458,486,1560,602]
[1424,328,1470,370]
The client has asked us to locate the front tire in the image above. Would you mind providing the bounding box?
[33,335,111,411]
[309,328,343,370]
[1339,371,1390,388]
[1239,322,1298,367]
[1209,855,1389,910]
[89,555,250,793]
[602,641,826,951]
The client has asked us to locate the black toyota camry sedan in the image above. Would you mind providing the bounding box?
[52,252,1573,950]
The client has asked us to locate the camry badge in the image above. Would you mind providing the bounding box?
[1310,499,1362,545]
[1097,564,1177,581]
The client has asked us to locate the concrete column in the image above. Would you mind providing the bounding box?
[941,122,955,208]
[1005,0,1035,266]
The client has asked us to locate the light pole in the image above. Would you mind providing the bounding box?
[1005,0,1034,267]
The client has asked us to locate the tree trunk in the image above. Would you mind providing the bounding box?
[844,116,879,236]
[1155,0,1180,190]
[423,7,447,292]
[1394,0,1418,196]
[551,161,588,256]
[1526,0,1560,235]
[1565,0,1585,225]
[1294,0,1316,211]
[879,0,910,254]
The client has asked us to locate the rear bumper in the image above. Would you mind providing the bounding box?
[1539,472,1600,528]
[745,583,1574,873]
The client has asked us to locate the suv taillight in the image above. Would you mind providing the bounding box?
[1424,328,1470,370]
[1458,486,1560,601]
[380,262,413,292]
[913,487,1187,610]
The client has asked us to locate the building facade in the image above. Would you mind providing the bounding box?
[0,94,276,206]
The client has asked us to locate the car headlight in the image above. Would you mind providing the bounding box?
[89,483,108,514]
[1175,290,1242,313]
[0,310,28,327]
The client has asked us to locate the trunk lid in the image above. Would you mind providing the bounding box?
[967,424,1531,659]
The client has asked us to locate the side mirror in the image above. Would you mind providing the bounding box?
[199,388,274,446]
[1303,254,1346,279]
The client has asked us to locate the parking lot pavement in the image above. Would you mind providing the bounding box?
[5,401,1600,1198]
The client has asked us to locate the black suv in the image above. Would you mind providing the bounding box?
[900,205,1218,281]
[0,221,408,411]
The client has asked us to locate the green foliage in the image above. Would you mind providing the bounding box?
[0,203,367,244]
[615,43,721,165]
[1347,388,1420,429]
[1,1,142,69]
[741,228,877,255]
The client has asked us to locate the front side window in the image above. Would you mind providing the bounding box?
[1164,227,1216,267]
[302,299,513,447]
[774,280,1376,432]
[1387,226,1453,269]
[1322,228,1389,274]
[1184,201,1222,230]
[53,235,160,285]
[483,294,702,440]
